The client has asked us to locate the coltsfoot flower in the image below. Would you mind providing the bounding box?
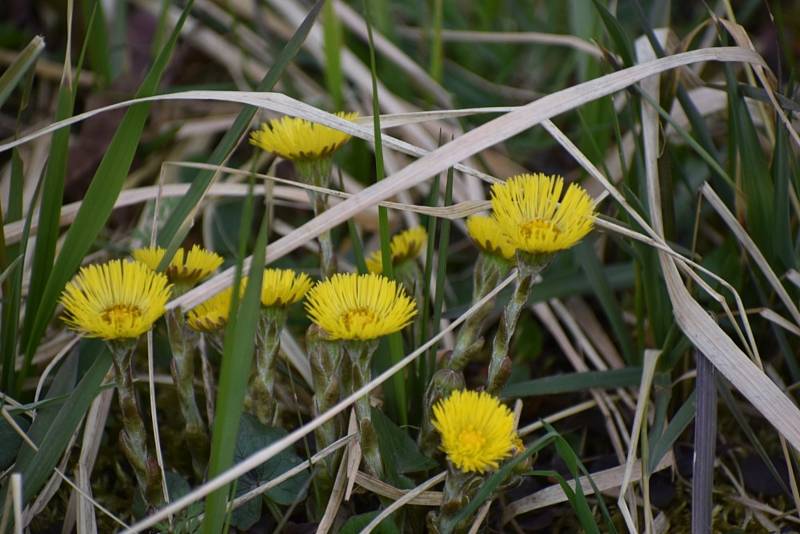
[260,269,313,308]
[249,112,358,161]
[133,245,223,287]
[466,215,516,261]
[305,273,417,341]
[491,173,595,254]
[186,286,236,333]
[60,260,171,340]
[366,226,427,273]
[432,389,519,473]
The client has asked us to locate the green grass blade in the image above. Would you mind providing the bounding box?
[322,0,343,110]
[363,0,406,425]
[0,36,44,110]
[155,0,324,256]
[18,1,194,391]
[13,342,112,503]
[502,367,643,398]
[574,241,636,364]
[648,390,695,472]
[80,0,112,86]
[202,182,269,533]
[428,169,453,374]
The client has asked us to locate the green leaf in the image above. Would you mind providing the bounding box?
[502,367,643,398]
[19,1,194,391]
[12,340,111,503]
[0,415,29,471]
[322,0,343,109]
[590,0,634,67]
[340,511,400,534]
[372,407,437,482]
[0,35,44,109]
[229,416,309,530]
[648,390,695,473]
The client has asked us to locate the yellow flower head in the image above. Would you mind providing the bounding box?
[186,286,235,333]
[249,112,358,161]
[132,245,223,286]
[432,389,519,474]
[305,273,417,341]
[491,173,595,254]
[60,260,171,340]
[260,269,313,308]
[366,226,427,274]
[466,215,516,261]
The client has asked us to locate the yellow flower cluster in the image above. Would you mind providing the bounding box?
[466,215,516,261]
[432,389,520,473]
[259,269,313,308]
[186,286,237,333]
[305,273,417,341]
[249,112,358,161]
[366,226,427,273]
[60,260,171,340]
[133,245,223,286]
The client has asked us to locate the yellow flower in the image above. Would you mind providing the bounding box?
[132,245,223,286]
[186,286,235,332]
[491,173,595,254]
[260,269,313,308]
[305,273,417,341]
[432,389,519,474]
[366,226,427,274]
[249,112,358,161]
[60,260,171,340]
[466,215,516,261]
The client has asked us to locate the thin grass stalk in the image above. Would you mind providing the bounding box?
[692,352,716,534]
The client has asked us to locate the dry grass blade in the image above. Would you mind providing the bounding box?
[318,446,348,534]
[701,184,800,327]
[171,46,763,312]
[11,473,22,534]
[361,471,446,533]
[617,349,660,534]
[502,452,675,524]
[354,472,443,506]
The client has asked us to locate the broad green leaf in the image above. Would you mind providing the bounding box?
[0,414,30,470]
[229,416,308,530]
[372,407,437,481]
[340,511,400,534]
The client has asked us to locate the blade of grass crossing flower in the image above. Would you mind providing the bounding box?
[18,1,194,392]
[155,0,324,263]
[202,176,269,532]
[364,0,406,425]
[322,0,343,110]
[0,36,44,110]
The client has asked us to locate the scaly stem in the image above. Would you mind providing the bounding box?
[486,271,534,394]
[346,339,382,477]
[296,158,337,278]
[109,342,162,506]
[166,309,208,479]
[247,308,287,425]
[429,465,483,534]
[448,254,509,371]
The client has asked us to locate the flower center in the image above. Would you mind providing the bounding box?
[340,307,377,334]
[101,304,142,326]
[457,427,486,451]
[520,219,559,238]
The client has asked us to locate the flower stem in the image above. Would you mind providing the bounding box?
[346,340,382,477]
[296,158,337,279]
[109,342,163,506]
[486,270,534,394]
[166,310,208,479]
[429,465,483,534]
[247,308,287,425]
